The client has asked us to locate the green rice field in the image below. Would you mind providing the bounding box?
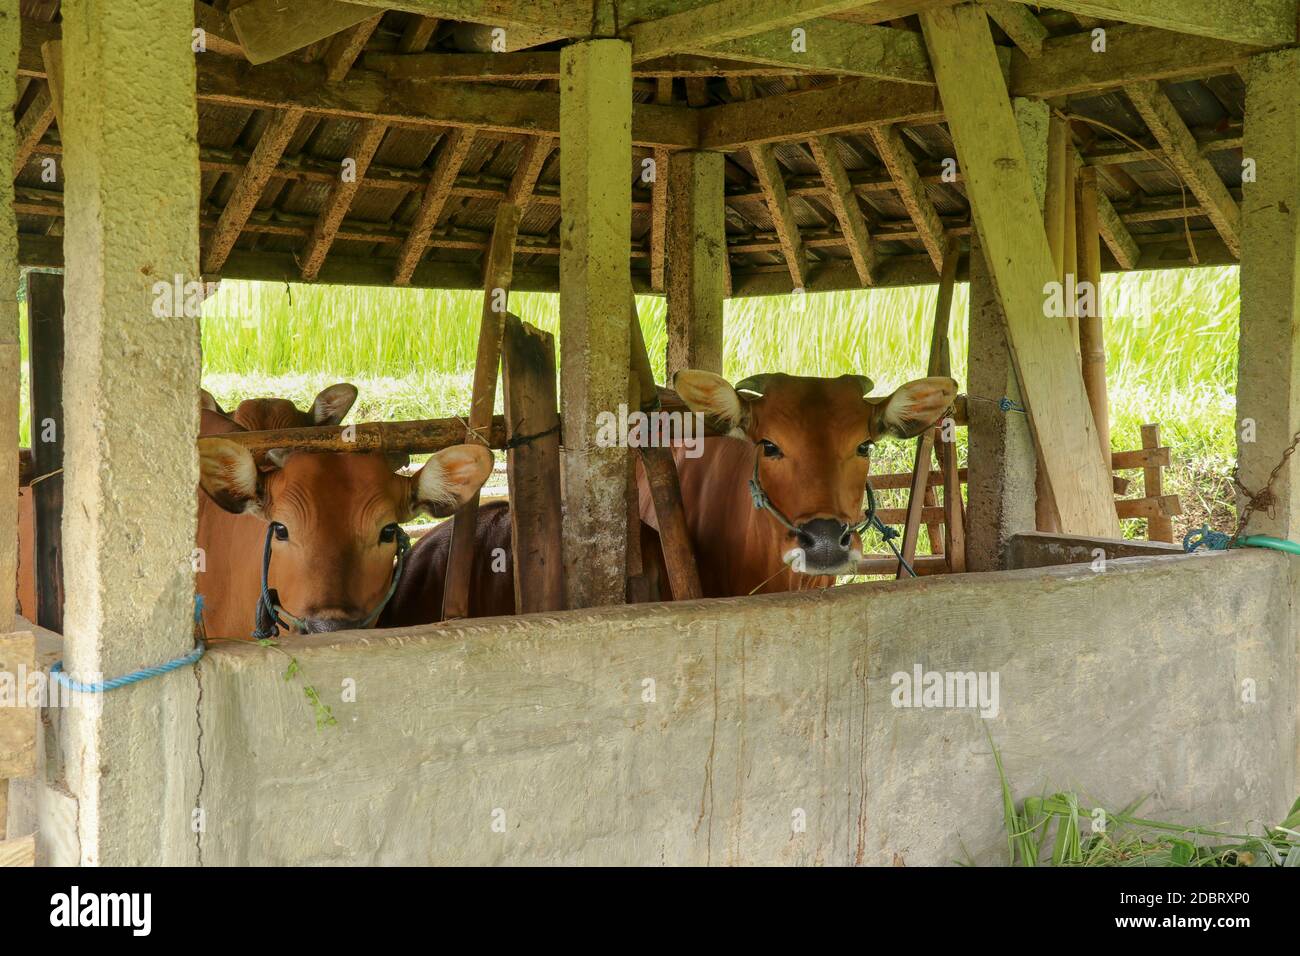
[17,264,1241,541]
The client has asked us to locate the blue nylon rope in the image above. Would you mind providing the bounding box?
[48,596,207,694]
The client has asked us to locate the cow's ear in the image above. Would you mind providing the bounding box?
[673,370,751,437]
[198,437,264,515]
[410,444,494,518]
[870,376,958,439]
[199,388,224,415]
[312,383,358,426]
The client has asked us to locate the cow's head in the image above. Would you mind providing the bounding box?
[198,439,493,632]
[674,371,957,575]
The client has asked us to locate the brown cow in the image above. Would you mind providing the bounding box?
[196,385,493,638]
[380,370,957,621]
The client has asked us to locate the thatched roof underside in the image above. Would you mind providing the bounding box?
[12,1,1268,295]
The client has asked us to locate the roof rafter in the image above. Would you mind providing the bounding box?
[626,0,874,61]
[1009,0,1299,46]
[299,119,390,280]
[808,135,877,285]
[693,20,934,84]
[979,0,1047,57]
[868,124,945,271]
[392,128,476,285]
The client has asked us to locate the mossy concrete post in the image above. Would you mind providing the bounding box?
[1241,48,1300,792]
[666,150,726,378]
[57,0,202,864]
[559,39,632,609]
[965,98,1047,571]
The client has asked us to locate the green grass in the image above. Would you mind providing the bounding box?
[988,732,1300,867]
[16,265,1242,540]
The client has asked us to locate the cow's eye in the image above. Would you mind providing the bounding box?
[857,440,874,458]
[379,523,400,544]
[271,522,289,542]
[758,439,782,459]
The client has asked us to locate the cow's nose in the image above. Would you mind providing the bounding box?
[304,617,366,633]
[794,518,854,572]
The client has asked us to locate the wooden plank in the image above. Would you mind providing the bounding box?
[336,0,589,33]
[1140,423,1174,541]
[650,78,673,293]
[14,86,53,174]
[750,142,807,289]
[665,150,727,375]
[630,302,704,601]
[1126,81,1242,258]
[856,553,949,576]
[980,0,1047,57]
[193,1,244,57]
[1111,446,1170,469]
[393,128,475,285]
[202,107,305,273]
[1008,529,1184,569]
[1115,494,1182,520]
[0,833,36,867]
[442,202,522,620]
[920,3,1120,538]
[703,20,934,84]
[230,0,381,65]
[322,12,385,82]
[299,119,388,280]
[39,41,62,131]
[559,40,633,609]
[25,272,64,633]
[1008,0,1297,46]
[869,123,945,272]
[0,632,36,778]
[1090,162,1141,269]
[506,134,553,205]
[1077,166,1111,464]
[627,0,874,61]
[398,15,441,53]
[501,314,564,613]
[365,50,814,80]
[809,135,876,285]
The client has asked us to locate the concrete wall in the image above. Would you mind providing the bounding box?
[182,549,1295,866]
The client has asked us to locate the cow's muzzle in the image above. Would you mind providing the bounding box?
[788,518,857,574]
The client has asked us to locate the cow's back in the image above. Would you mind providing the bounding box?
[380,499,516,626]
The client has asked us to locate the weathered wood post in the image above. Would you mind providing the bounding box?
[666,150,727,378]
[1240,47,1300,794]
[559,39,633,608]
[964,98,1047,571]
[56,0,202,865]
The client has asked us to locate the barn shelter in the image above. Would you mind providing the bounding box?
[0,0,1297,866]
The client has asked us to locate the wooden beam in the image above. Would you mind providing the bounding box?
[559,40,633,609]
[750,144,807,289]
[393,128,475,285]
[650,78,673,293]
[627,0,874,61]
[702,20,933,84]
[39,41,62,131]
[1077,166,1111,466]
[1008,0,1298,46]
[202,108,305,273]
[299,120,388,280]
[980,0,1048,57]
[1126,81,1242,257]
[666,150,727,376]
[398,15,441,53]
[193,1,243,57]
[809,135,876,285]
[443,202,523,620]
[230,0,381,65]
[366,49,830,80]
[195,53,699,149]
[697,24,1264,149]
[322,12,385,82]
[869,123,945,272]
[336,0,589,33]
[920,3,1120,538]
[506,134,553,205]
[14,86,54,174]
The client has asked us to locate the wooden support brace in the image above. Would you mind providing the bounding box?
[921,4,1120,538]
[809,134,876,285]
[443,202,522,620]
[393,128,475,285]
[14,86,54,174]
[750,143,807,289]
[299,119,388,280]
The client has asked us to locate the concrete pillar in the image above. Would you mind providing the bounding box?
[559,39,632,608]
[965,98,1047,571]
[666,150,726,377]
[1240,49,1300,794]
[0,0,19,632]
[58,0,202,864]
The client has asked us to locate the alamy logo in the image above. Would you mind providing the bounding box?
[50,886,152,936]
[890,665,1000,718]
[594,403,706,458]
